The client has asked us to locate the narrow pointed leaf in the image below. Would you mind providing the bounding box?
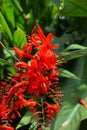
[63,44,87,51]
[59,49,87,60]
[0,0,15,29]
[16,110,32,129]
[0,12,12,40]
[59,68,80,80]
[12,0,23,12]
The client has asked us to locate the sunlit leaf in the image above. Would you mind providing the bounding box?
[63,44,87,51]
[0,0,15,29]
[12,0,23,12]
[12,27,27,48]
[16,110,32,129]
[59,0,87,17]
[0,12,12,40]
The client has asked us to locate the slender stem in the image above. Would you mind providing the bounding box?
[41,97,45,124]
[0,41,19,61]
[0,58,13,65]
[59,49,87,57]
[58,49,87,62]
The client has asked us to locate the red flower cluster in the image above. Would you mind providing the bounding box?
[0,25,63,129]
[14,25,58,97]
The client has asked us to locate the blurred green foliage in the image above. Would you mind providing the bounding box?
[0,0,87,130]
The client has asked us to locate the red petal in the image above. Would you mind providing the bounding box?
[0,125,14,130]
[38,25,44,36]
[15,62,29,68]
[14,47,22,55]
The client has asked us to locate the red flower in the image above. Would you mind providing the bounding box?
[13,25,58,98]
[27,98,39,112]
[45,102,60,117]
[27,61,51,97]
[0,125,14,130]
[0,102,11,120]
[14,43,32,60]
[31,25,46,46]
[38,48,57,70]
[15,62,29,68]
[14,47,25,60]
[44,33,58,50]
[30,25,58,50]
[6,81,29,106]
[13,97,28,111]
[13,97,38,112]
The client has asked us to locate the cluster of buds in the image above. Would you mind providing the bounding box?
[0,25,63,130]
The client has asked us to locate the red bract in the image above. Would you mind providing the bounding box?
[27,72,48,97]
[0,102,11,120]
[15,62,29,68]
[44,33,58,50]
[30,24,58,50]
[14,43,32,60]
[38,49,57,70]
[0,125,14,130]
[13,97,28,110]
[45,102,60,117]
[27,98,39,112]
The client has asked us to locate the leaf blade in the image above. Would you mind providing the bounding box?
[59,68,80,80]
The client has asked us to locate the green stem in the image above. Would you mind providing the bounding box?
[41,97,45,124]
[0,58,13,65]
[0,41,19,61]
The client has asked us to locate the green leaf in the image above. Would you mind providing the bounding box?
[0,0,15,29]
[3,49,15,58]
[6,66,15,74]
[27,10,34,26]
[59,0,87,17]
[12,0,23,13]
[16,110,32,129]
[12,27,27,48]
[11,0,24,27]
[51,84,87,130]
[0,11,12,40]
[63,44,87,51]
[51,57,87,130]
[0,24,4,33]
[29,121,37,130]
[51,92,87,130]
[59,49,87,60]
[59,68,80,80]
